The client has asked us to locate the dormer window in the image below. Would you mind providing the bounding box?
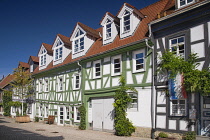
[54,39,63,61]
[178,0,194,8]
[106,19,112,39]
[123,10,131,33]
[74,29,84,53]
[40,49,46,66]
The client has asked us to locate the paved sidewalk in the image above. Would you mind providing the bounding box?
[0,116,151,140]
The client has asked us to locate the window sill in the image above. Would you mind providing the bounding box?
[73,49,84,55]
[111,73,121,77]
[93,76,101,79]
[132,69,145,74]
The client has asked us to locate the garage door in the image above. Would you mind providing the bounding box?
[92,98,114,131]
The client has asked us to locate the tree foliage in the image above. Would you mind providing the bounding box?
[113,76,136,136]
[10,66,34,115]
[159,51,210,96]
[2,90,12,116]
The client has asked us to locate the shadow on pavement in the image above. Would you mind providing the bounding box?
[0,124,64,140]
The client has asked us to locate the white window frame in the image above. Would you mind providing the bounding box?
[65,106,70,120]
[44,79,49,92]
[170,99,187,116]
[30,65,33,73]
[74,106,80,123]
[105,19,112,40]
[44,105,48,118]
[39,80,43,93]
[39,105,43,117]
[54,39,63,61]
[122,10,131,33]
[178,0,195,8]
[57,76,63,92]
[111,55,122,76]
[40,49,47,66]
[127,92,138,112]
[169,36,185,58]
[93,60,101,79]
[73,73,80,90]
[132,49,145,73]
[73,29,85,54]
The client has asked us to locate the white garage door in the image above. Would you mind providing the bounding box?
[92,98,114,131]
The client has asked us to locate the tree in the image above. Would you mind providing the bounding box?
[113,76,136,136]
[10,66,33,116]
[2,90,12,116]
[158,51,210,96]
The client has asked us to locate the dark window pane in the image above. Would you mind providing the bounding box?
[136,53,143,59]
[178,37,184,43]
[171,39,177,44]
[114,59,120,63]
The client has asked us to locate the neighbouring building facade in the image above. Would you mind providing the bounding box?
[150,0,210,137]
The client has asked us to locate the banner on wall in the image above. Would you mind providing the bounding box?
[168,73,187,99]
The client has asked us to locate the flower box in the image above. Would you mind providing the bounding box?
[15,115,30,123]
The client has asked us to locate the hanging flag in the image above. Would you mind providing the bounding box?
[169,72,187,99]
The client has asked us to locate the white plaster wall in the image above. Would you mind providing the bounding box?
[112,77,119,87]
[132,14,140,34]
[157,90,166,104]
[157,115,166,128]
[179,120,188,131]
[90,81,95,89]
[157,107,166,113]
[104,77,110,88]
[39,54,52,70]
[135,74,143,84]
[169,120,176,130]
[191,42,205,58]
[96,80,101,89]
[196,61,204,70]
[85,81,90,90]
[126,58,131,69]
[190,24,204,42]
[103,64,110,75]
[126,71,133,84]
[104,57,110,63]
[86,62,91,68]
[127,88,152,128]
[146,68,152,83]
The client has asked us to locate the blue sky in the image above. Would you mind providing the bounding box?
[0,0,158,79]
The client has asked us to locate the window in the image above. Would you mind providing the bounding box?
[106,19,112,39]
[39,80,42,92]
[123,10,130,33]
[39,105,43,117]
[44,79,49,92]
[170,36,185,58]
[74,107,80,122]
[27,104,32,114]
[74,29,85,53]
[54,39,63,61]
[58,77,63,91]
[128,92,138,111]
[75,75,80,89]
[178,0,194,8]
[73,73,80,90]
[93,60,101,78]
[40,48,47,66]
[170,99,186,116]
[30,65,33,73]
[133,50,145,73]
[66,106,70,120]
[111,55,121,76]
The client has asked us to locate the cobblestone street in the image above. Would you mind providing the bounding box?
[0,116,151,140]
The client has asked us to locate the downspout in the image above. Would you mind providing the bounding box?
[145,23,155,139]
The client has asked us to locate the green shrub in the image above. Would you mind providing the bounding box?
[34,117,39,122]
[78,105,86,130]
[113,76,136,136]
[183,131,196,140]
[158,132,168,138]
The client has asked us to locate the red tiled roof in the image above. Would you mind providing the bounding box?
[42,43,53,55]
[100,12,120,25]
[30,56,39,63]
[0,74,14,89]
[19,62,29,68]
[77,22,100,39]
[33,0,170,75]
[57,34,71,47]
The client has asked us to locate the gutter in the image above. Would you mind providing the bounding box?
[145,23,155,139]
[150,0,210,25]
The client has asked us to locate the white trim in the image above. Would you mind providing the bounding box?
[74,106,80,123]
[93,60,101,79]
[111,55,122,76]
[44,78,49,92]
[178,0,195,9]
[132,49,145,73]
[57,76,63,92]
[72,73,81,90]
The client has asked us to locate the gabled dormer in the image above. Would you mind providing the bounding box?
[52,34,71,65]
[117,3,144,39]
[100,12,120,45]
[176,0,196,9]
[38,43,53,70]
[18,62,29,72]
[28,56,39,73]
[70,22,100,59]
